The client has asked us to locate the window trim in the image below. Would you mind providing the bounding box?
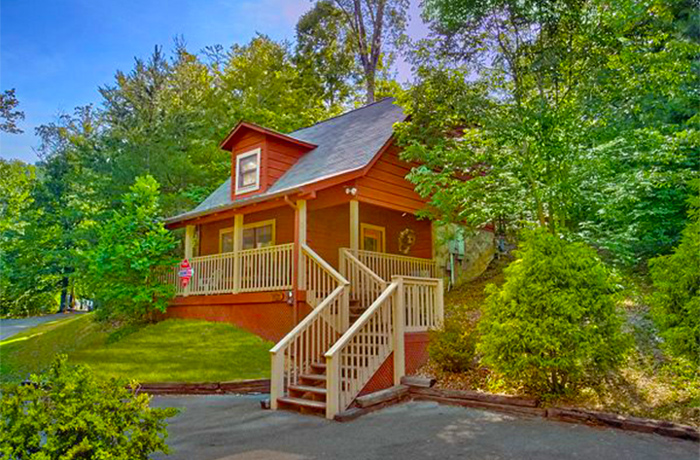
[218,219,277,253]
[360,223,386,253]
[219,226,234,253]
[242,219,276,249]
[235,148,261,194]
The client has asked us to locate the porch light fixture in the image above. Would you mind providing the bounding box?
[345,186,357,196]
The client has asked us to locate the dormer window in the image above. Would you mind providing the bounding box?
[235,148,261,194]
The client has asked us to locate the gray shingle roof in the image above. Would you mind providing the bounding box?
[167,98,405,223]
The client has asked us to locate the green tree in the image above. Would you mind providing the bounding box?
[0,355,178,459]
[478,229,630,395]
[295,1,361,111]
[330,0,409,103]
[648,181,700,365]
[0,88,25,133]
[87,176,177,322]
[399,0,700,263]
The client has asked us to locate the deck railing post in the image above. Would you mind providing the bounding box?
[270,350,284,410]
[392,276,406,385]
[436,277,445,326]
[232,214,243,294]
[326,354,339,419]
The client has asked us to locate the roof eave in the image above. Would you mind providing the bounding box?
[219,121,317,151]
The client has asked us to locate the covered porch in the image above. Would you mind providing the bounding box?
[164,196,440,299]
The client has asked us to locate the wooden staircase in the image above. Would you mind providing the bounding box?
[270,245,444,420]
[276,298,364,416]
[277,361,328,415]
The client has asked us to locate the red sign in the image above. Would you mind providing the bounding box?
[179,259,193,288]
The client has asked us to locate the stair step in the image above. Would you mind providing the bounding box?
[311,362,326,372]
[289,384,327,396]
[278,397,326,410]
[300,373,327,384]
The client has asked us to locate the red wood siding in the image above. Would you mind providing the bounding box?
[308,203,350,267]
[264,137,307,190]
[357,144,427,213]
[199,218,234,256]
[359,202,432,259]
[230,131,265,200]
[197,205,295,256]
[165,293,312,343]
[229,130,309,200]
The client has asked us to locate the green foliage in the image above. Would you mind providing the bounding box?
[0,88,25,134]
[0,355,178,459]
[87,176,177,322]
[429,317,478,373]
[478,229,630,395]
[648,181,700,365]
[398,0,700,264]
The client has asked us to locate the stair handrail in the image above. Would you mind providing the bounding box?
[339,248,387,312]
[270,244,349,411]
[301,243,347,308]
[324,279,402,418]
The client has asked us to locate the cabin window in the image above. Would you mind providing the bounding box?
[235,148,261,194]
[243,220,275,249]
[219,219,276,252]
[219,227,234,253]
[360,223,386,253]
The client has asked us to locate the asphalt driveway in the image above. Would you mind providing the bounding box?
[0,313,81,341]
[151,395,698,460]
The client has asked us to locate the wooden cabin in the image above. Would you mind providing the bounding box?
[164,98,445,419]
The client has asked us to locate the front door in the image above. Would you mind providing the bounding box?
[360,224,386,253]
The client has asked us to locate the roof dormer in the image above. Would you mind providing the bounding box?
[220,122,316,200]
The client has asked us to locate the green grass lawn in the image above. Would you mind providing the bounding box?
[1,314,273,384]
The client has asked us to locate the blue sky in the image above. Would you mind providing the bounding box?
[0,0,426,164]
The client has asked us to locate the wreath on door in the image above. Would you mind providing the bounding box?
[398,228,417,255]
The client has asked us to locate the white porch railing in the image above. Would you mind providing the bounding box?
[402,276,444,333]
[301,244,345,309]
[239,244,295,292]
[342,248,438,281]
[339,249,387,311]
[270,245,349,410]
[325,281,399,416]
[165,243,294,296]
[324,275,444,418]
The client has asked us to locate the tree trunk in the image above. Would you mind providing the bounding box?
[365,69,375,104]
[59,276,70,313]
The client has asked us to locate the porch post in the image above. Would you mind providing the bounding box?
[392,276,406,385]
[184,225,195,260]
[233,214,243,293]
[349,199,359,252]
[293,199,307,324]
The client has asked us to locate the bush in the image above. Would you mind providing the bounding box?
[648,182,700,366]
[0,355,178,459]
[478,228,630,395]
[87,176,177,322]
[429,316,478,373]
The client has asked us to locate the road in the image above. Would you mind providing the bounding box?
[0,312,82,341]
[151,395,698,460]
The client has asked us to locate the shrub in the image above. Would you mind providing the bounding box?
[478,228,630,395]
[648,182,700,365]
[0,355,178,459]
[87,176,177,322]
[429,316,478,373]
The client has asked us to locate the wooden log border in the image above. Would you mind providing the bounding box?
[404,384,699,442]
[136,379,270,395]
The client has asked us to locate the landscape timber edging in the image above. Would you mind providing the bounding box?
[135,379,270,395]
[403,381,699,442]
